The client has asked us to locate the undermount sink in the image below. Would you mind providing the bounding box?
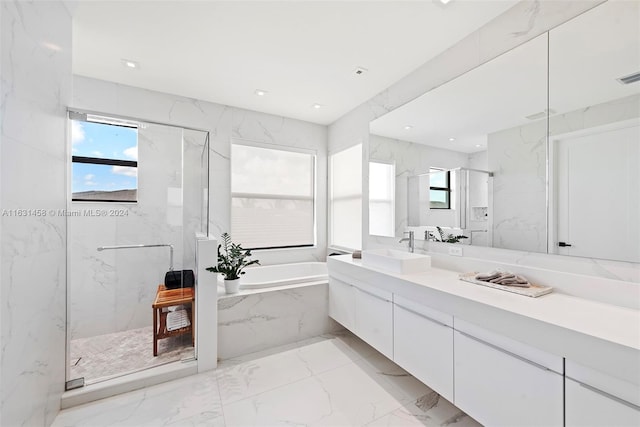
[361,249,432,275]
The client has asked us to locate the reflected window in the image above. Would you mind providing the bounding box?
[429,168,450,209]
[329,144,362,251]
[70,113,138,202]
[369,161,395,237]
[231,142,315,250]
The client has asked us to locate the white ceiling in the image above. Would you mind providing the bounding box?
[72,0,518,125]
[370,0,640,153]
[370,33,548,153]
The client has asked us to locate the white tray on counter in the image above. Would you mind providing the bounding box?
[459,272,553,298]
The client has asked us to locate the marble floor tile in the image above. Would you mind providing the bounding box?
[216,332,373,404]
[52,371,223,427]
[366,391,482,427]
[54,331,482,427]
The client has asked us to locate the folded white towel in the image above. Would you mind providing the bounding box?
[166,309,191,331]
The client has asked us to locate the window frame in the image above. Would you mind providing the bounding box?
[230,139,317,251]
[429,168,451,210]
[70,112,139,203]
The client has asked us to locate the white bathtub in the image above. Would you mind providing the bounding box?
[239,262,328,289]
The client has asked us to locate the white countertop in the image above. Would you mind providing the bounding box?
[328,255,640,378]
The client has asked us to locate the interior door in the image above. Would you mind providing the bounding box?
[554,122,640,262]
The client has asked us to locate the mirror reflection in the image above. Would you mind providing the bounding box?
[368,1,639,263]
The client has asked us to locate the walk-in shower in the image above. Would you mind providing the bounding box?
[65,111,209,388]
[407,167,493,246]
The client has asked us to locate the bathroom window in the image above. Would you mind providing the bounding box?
[231,142,315,250]
[369,161,395,237]
[70,112,138,202]
[429,168,450,209]
[329,144,362,251]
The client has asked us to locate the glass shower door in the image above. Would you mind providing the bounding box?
[66,113,208,387]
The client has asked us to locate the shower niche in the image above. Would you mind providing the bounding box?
[66,112,209,387]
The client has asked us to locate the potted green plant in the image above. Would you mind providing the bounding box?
[426,226,468,244]
[206,233,260,294]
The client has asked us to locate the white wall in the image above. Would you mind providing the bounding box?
[1,1,71,425]
[329,0,640,291]
[72,75,328,267]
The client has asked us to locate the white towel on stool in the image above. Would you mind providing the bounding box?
[166,309,190,331]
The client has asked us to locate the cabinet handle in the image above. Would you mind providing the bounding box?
[457,331,560,374]
[397,305,450,328]
[569,378,640,411]
[356,286,391,303]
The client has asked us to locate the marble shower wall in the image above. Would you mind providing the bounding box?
[217,284,341,360]
[332,0,640,286]
[69,123,207,340]
[72,76,328,267]
[1,1,71,426]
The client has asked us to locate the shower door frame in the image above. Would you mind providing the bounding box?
[64,108,210,389]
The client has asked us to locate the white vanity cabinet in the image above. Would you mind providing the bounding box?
[328,276,393,359]
[354,285,393,359]
[393,295,454,402]
[454,320,564,427]
[565,360,640,426]
[328,277,356,331]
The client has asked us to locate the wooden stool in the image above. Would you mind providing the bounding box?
[152,284,195,356]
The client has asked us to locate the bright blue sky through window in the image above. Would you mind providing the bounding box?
[71,120,138,194]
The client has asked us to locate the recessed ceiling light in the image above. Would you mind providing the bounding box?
[440,0,452,4]
[449,137,456,142]
[312,103,323,109]
[404,125,413,130]
[354,66,368,76]
[121,59,139,69]
[475,144,482,148]
[254,89,267,96]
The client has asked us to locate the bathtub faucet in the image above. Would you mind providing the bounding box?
[399,231,414,253]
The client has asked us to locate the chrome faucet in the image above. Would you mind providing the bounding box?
[399,231,415,253]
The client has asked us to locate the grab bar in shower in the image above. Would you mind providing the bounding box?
[97,243,174,271]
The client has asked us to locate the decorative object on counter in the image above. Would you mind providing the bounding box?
[352,250,362,259]
[426,226,468,244]
[206,233,260,294]
[459,272,553,298]
[475,270,530,287]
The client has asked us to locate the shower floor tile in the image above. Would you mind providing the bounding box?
[69,326,194,384]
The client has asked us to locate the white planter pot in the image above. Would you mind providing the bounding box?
[224,278,241,294]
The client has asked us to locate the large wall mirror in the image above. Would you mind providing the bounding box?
[368,0,639,263]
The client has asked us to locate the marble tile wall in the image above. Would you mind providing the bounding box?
[331,0,640,293]
[488,119,547,253]
[217,283,341,360]
[72,76,328,267]
[1,1,72,425]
